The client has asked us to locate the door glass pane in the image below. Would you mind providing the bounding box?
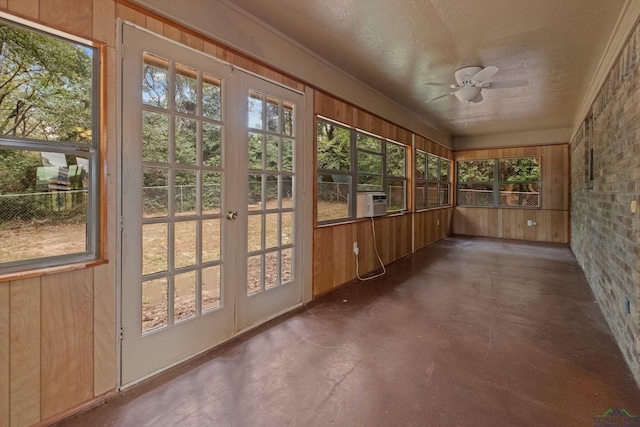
[248,133,262,170]
[266,136,279,171]
[174,220,197,269]
[143,53,168,109]
[175,64,197,115]
[247,254,262,294]
[281,212,292,245]
[202,123,222,167]
[175,117,197,165]
[281,248,292,283]
[202,219,221,262]
[175,170,197,216]
[143,111,169,163]
[247,214,262,252]
[265,251,278,288]
[265,213,278,249]
[202,265,221,312]
[282,176,293,209]
[266,96,279,132]
[202,172,221,214]
[283,101,294,136]
[142,277,168,333]
[143,167,168,218]
[202,73,221,120]
[282,139,293,172]
[248,174,262,210]
[248,91,263,129]
[174,270,196,322]
[142,222,167,275]
[265,175,278,209]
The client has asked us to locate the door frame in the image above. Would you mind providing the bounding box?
[116,21,313,389]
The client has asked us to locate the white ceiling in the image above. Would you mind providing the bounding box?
[227,0,627,138]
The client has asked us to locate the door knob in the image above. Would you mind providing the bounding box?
[226,210,238,220]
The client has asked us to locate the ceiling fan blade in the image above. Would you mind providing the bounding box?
[471,65,499,83]
[471,93,483,103]
[424,82,452,87]
[483,80,528,89]
[425,92,455,103]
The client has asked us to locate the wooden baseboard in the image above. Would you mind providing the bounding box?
[35,389,117,427]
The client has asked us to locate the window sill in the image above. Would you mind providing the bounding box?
[0,259,108,283]
[316,210,411,228]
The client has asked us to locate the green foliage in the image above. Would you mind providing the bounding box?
[386,142,405,177]
[0,21,93,142]
[0,149,39,193]
[458,160,495,182]
[499,158,540,182]
[317,120,350,171]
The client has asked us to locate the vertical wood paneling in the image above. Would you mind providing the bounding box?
[0,283,9,427]
[0,0,8,10]
[7,0,38,19]
[94,264,115,396]
[40,0,92,39]
[93,0,116,46]
[41,270,94,419]
[9,277,41,427]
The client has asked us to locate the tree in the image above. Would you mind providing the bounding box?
[0,22,93,143]
[317,121,350,171]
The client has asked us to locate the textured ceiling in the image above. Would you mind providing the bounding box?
[228,0,626,138]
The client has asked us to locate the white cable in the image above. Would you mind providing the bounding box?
[355,216,386,281]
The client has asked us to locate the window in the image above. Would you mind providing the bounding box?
[457,158,540,208]
[316,118,407,223]
[0,19,100,273]
[415,151,450,210]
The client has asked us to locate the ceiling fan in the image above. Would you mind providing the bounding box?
[425,66,528,104]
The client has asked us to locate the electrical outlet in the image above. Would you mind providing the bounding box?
[632,200,637,214]
[353,242,359,255]
[527,220,533,226]
[436,219,440,226]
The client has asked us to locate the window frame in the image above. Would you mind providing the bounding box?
[456,157,541,208]
[0,17,101,274]
[316,117,408,225]
[415,150,451,211]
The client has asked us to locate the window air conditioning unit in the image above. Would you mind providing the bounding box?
[357,192,387,218]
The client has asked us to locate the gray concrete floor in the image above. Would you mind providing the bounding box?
[56,237,640,426]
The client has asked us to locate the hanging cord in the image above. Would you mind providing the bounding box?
[355,217,386,281]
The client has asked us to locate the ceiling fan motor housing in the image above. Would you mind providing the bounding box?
[454,66,484,85]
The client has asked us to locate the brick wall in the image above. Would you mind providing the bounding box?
[571,23,640,386]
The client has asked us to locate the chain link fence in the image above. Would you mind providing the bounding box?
[143,184,222,217]
[458,189,539,207]
[0,190,87,228]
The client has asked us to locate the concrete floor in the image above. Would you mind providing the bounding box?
[57,237,640,427]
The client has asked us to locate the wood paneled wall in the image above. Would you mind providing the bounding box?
[453,144,570,243]
[313,92,454,296]
[0,268,113,426]
[314,214,413,297]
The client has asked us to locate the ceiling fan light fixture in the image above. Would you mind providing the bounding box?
[454,86,482,103]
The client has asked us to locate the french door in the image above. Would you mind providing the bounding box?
[120,24,304,386]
